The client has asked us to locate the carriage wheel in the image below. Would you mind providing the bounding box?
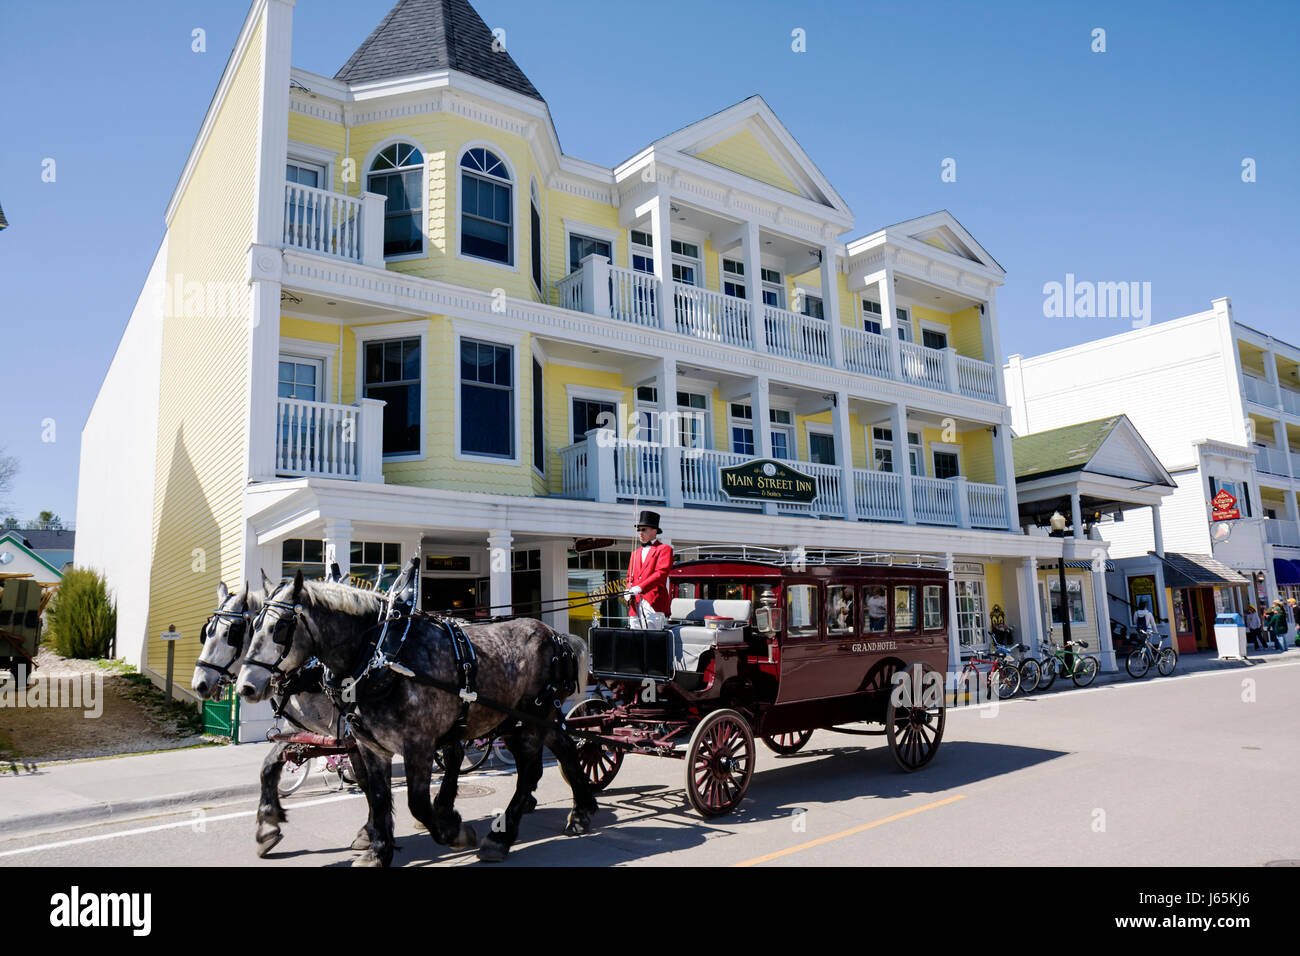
[567,698,623,792]
[762,729,813,755]
[685,709,755,818]
[885,664,945,773]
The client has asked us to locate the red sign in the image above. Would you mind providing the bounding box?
[1211,489,1240,521]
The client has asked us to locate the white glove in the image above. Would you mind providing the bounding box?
[629,586,642,595]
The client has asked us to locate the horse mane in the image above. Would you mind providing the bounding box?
[299,579,386,617]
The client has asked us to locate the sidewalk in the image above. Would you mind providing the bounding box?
[2,647,1295,839]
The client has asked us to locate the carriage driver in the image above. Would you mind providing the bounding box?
[626,510,673,629]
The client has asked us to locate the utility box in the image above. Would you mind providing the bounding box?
[1214,612,1248,659]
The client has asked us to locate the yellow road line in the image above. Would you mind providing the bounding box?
[732,794,968,867]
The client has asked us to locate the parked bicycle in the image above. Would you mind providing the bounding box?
[277,750,355,796]
[959,639,1023,701]
[1125,628,1177,679]
[1036,636,1099,690]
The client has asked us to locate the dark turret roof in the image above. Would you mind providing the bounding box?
[335,0,543,101]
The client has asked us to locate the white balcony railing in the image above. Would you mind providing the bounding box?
[899,341,948,391]
[1281,388,1300,417]
[912,476,958,525]
[613,441,666,501]
[681,449,762,509]
[842,327,892,378]
[282,183,385,268]
[775,460,845,517]
[275,397,384,482]
[672,284,752,349]
[967,480,1010,529]
[1265,520,1300,548]
[1242,374,1275,407]
[558,442,589,499]
[764,306,833,366]
[853,468,904,522]
[956,354,998,402]
[1255,446,1292,477]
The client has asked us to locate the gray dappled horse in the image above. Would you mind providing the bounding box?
[191,577,388,857]
[236,570,599,865]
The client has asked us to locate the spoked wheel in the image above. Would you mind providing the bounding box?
[990,662,1020,699]
[1018,658,1042,694]
[277,755,312,796]
[1157,648,1177,676]
[567,698,623,792]
[762,729,813,755]
[1072,655,1099,687]
[1126,649,1151,679]
[433,739,493,774]
[1037,658,1058,691]
[685,709,755,818]
[885,663,945,772]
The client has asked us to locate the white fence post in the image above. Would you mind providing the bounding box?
[580,255,612,319]
[952,476,971,528]
[360,192,386,268]
[942,347,959,394]
[584,428,616,502]
[357,398,386,483]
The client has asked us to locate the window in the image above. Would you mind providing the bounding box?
[862,299,883,335]
[532,358,544,472]
[921,327,949,350]
[729,403,755,456]
[800,294,824,320]
[286,161,323,188]
[460,339,514,457]
[863,585,888,632]
[630,230,654,274]
[893,586,916,632]
[1208,477,1253,517]
[872,426,922,476]
[568,233,612,274]
[677,391,708,449]
[786,584,819,638]
[671,239,700,286]
[368,142,424,258]
[923,586,945,630]
[364,338,420,455]
[895,308,913,342]
[955,579,985,648]
[827,585,855,635]
[770,409,793,460]
[460,147,513,264]
[529,181,542,292]
[1048,577,1086,625]
[809,430,836,466]
[572,397,616,444]
[760,267,785,309]
[722,258,746,299]
[278,358,320,401]
[635,385,660,444]
[282,539,402,590]
[933,449,961,480]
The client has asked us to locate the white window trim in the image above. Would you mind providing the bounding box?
[363,135,430,263]
[792,283,825,319]
[768,405,796,460]
[455,141,521,273]
[566,384,625,443]
[287,140,337,192]
[726,402,756,456]
[868,424,924,476]
[720,254,747,298]
[805,422,836,466]
[453,323,523,466]
[930,441,964,479]
[760,266,786,310]
[674,383,713,450]
[562,219,620,273]
[670,239,704,288]
[918,318,951,349]
[353,321,429,463]
[1048,575,1088,625]
[279,337,337,401]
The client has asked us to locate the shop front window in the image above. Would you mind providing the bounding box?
[1048,577,1086,625]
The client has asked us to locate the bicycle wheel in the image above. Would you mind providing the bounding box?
[1125,649,1150,679]
[990,662,1020,699]
[492,739,516,768]
[1037,657,1058,691]
[433,739,493,773]
[1018,658,1041,694]
[1072,655,1099,687]
[1156,648,1177,677]
[277,755,312,796]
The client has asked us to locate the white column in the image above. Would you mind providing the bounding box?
[1151,505,1166,558]
[1273,420,1293,478]
[1092,563,1117,672]
[1150,559,1171,644]
[993,425,1019,531]
[1022,557,1044,654]
[1264,349,1282,408]
[946,554,962,677]
[246,267,282,482]
[891,401,914,523]
[487,529,513,616]
[648,188,673,329]
[743,222,766,352]
[659,357,683,508]
[1285,488,1300,533]
[357,397,386,484]
[832,391,856,519]
[584,427,616,503]
[751,379,778,516]
[1070,491,1084,540]
[540,539,570,635]
[878,268,902,381]
[981,297,1008,406]
[821,244,844,369]
[322,518,353,579]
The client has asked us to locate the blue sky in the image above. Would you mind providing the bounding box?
[1,0,1297,525]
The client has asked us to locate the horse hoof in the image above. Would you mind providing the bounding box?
[523,795,537,814]
[452,823,478,850]
[477,838,510,863]
[564,811,591,836]
[351,829,371,851]
[352,850,386,867]
[256,829,284,858]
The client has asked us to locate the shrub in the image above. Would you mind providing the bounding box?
[44,567,117,659]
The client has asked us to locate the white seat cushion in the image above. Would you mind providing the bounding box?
[669,598,753,624]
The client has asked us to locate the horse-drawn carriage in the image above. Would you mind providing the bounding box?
[0,576,54,690]
[566,547,949,817]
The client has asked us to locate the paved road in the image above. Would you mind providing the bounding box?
[3,661,1297,867]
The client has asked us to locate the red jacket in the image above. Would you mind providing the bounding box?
[627,541,673,615]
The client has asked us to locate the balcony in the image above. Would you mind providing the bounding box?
[558,256,999,402]
[1284,388,1300,417]
[558,430,1011,530]
[1265,520,1300,548]
[274,397,385,482]
[1242,374,1274,407]
[282,183,386,268]
[1255,445,1294,478]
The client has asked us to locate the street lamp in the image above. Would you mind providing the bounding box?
[1049,510,1072,654]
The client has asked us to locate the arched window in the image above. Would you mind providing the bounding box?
[460,147,513,265]
[368,143,424,258]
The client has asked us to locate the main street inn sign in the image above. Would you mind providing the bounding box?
[720,459,818,504]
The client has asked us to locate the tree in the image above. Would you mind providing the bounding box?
[37,510,62,531]
[1,517,17,530]
[0,447,17,517]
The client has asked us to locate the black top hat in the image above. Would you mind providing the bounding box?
[635,510,662,533]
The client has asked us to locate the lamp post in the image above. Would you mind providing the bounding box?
[1049,510,1072,656]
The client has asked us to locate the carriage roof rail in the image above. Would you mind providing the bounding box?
[673,546,947,570]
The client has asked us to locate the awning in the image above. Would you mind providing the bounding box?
[1274,558,1300,586]
[1040,559,1117,572]
[1155,552,1250,589]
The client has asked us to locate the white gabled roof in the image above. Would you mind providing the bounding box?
[850,210,1005,276]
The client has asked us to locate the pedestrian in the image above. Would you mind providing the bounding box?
[1265,600,1287,652]
[1288,598,1299,646]
[1245,605,1262,651]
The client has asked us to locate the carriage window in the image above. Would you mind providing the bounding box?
[786,585,819,637]
[864,586,888,633]
[827,586,855,635]
[923,586,944,630]
[675,582,697,600]
[893,586,916,632]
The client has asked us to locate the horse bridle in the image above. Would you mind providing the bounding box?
[196,608,250,684]
[244,598,311,678]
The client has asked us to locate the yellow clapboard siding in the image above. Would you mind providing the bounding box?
[693,129,802,196]
[544,364,635,495]
[146,15,264,680]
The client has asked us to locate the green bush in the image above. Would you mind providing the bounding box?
[44,567,117,659]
